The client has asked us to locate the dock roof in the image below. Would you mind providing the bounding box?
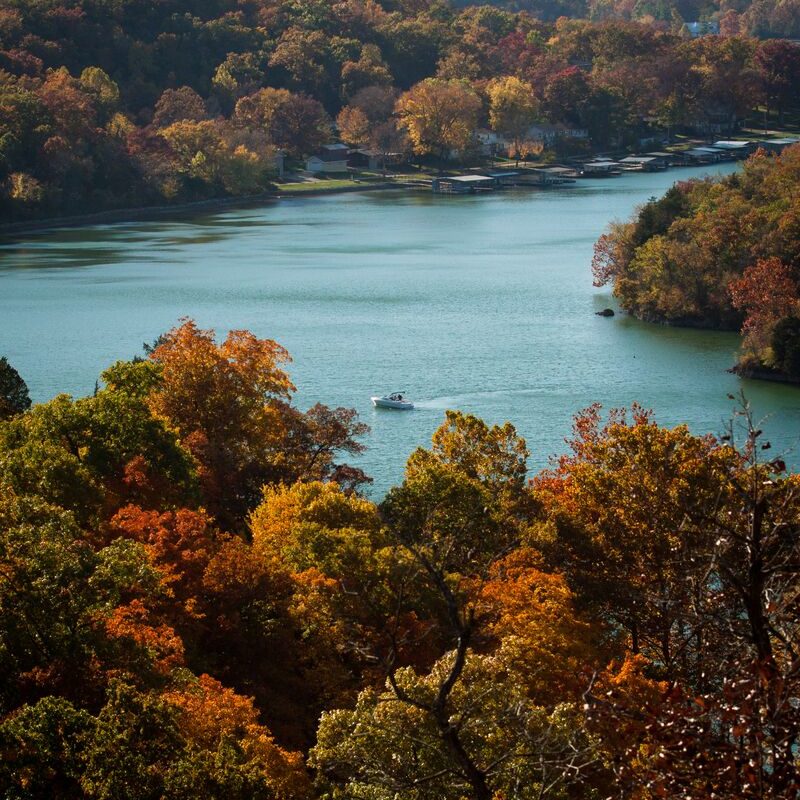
[448,175,495,183]
[619,155,659,163]
[712,140,751,149]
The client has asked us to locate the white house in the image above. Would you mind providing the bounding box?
[475,129,509,156]
[305,144,349,173]
[526,123,589,145]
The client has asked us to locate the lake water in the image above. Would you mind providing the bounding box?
[2,163,799,497]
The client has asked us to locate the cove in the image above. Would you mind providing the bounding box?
[1,162,798,498]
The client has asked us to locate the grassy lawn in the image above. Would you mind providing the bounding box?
[277,178,366,193]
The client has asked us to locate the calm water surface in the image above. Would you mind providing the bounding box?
[2,163,799,497]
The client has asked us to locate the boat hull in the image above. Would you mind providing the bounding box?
[371,396,414,410]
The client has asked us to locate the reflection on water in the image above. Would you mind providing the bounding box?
[1,161,798,496]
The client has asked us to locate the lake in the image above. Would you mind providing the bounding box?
[2,163,799,497]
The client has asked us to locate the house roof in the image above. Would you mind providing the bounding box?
[311,150,350,162]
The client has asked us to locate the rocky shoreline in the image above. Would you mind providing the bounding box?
[728,364,800,386]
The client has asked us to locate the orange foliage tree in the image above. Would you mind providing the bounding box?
[145,320,368,528]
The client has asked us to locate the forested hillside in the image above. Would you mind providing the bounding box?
[455,0,800,38]
[593,143,800,381]
[1,0,800,221]
[0,321,799,799]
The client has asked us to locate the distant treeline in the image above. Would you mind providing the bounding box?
[593,143,800,381]
[1,0,800,221]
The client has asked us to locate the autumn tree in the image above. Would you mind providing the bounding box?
[159,119,276,196]
[312,651,601,800]
[533,403,739,678]
[729,256,800,369]
[0,489,170,713]
[395,79,481,167]
[151,87,209,129]
[486,76,539,165]
[340,44,393,101]
[601,403,800,799]
[0,356,30,419]
[142,320,291,525]
[233,88,331,157]
[329,412,539,799]
[335,104,370,146]
[0,679,312,800]
[0,374,196,524]
[755,39,800,124]
[338,86,406,171]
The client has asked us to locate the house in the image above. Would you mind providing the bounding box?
[526,124,589,145]
[305,144,350,173]
[475,129,509,156]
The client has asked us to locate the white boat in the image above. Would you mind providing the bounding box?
[371,392,414,410]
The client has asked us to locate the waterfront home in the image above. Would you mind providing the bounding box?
[526,123,590,145]
[306,144,350,173]
[475,129,509,157]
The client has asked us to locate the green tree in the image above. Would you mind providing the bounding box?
[0,382,196,524]
[0,356,31,420]
[0,490,164,712]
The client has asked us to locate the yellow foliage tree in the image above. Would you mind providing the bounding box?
[486,76,539,165]
[395,78,481,166]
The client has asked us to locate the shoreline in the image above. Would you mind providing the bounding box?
[729,364,800,386]
[618,311,800,388]
[0,181,410,238]
[0,158,743,238]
